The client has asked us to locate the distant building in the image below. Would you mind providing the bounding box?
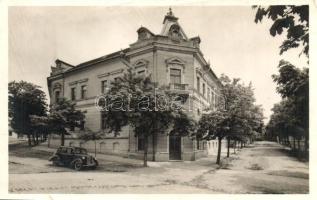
[47,9,222,161]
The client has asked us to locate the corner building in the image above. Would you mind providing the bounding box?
[47,9,223,161]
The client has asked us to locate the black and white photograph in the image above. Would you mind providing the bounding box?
[1,0,315,197]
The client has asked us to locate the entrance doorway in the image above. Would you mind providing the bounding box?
[169,135,181,160]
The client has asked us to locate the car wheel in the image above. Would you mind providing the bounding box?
[73,160,83,171]
[91,159,98,169]
[51,157,60,166]
[52,160,59,166]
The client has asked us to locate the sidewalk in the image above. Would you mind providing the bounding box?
[32,144,227,168]
[33,145,144,166]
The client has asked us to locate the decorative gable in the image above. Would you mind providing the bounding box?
[137,27,154,41]
[166,57,186,73]
[133,59,149,69]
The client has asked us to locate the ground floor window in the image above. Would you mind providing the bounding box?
[113,142,119,153]
[138,136,145,151]
[101,112,106,129]
[100,142,105,151]
[197,140,204,150]
[80,121,85,130]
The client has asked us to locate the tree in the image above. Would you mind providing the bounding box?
[220,75,263,157]
[267,100,294,144]
[29,115,50,145]
[254,5,309,57]
[197,110,229,164]
[198,74,264,164]
[49,98,86,146]
[254,5,309,158]
[9,81,48,146]
[78,128,103,157]
[270,60,309,155]
[101,68,192,167]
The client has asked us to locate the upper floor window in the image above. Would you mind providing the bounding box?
[207,88,210,102]
[212,92,215,106]
[138,70,146,76]
[55,91,60,103]
[202,83,206,96]
[71,87,76,101]
[197,77,200,92]
[81,85,87,99]
[170,68,181,84]
[133,59,149,76]
[101,80,107,94]
[197,108,200,116]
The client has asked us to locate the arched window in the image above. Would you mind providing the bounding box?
[132,59,149,76]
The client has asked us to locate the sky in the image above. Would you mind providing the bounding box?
[8,6,308,123]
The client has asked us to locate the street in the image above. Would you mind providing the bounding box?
[9,141,309,194]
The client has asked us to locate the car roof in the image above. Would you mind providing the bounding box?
[59,146,87,150]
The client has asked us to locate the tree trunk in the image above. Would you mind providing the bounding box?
[48,134,51,148]
[35,132,39,145]
[94,140,97,157]
[304,135,308,157]
[234,140,236,154]
[286,136,290,146]
[27,134,32,147]
[32,133,36,146]
[143,135,148,167]
[240,141,243,149]
[227,138,230,158]
[61,132,65,146]
[216,137,222,165]
[293,137,296,151]
[152,133,156,161]
[297,139,301,153]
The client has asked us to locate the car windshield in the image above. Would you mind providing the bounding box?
[74,148,87,154]
[57,147,67,153]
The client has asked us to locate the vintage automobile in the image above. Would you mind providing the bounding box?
[49,146,98,170]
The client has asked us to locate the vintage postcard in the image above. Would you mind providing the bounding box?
[1,0,316,199]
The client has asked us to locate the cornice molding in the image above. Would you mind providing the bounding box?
[97,68,125,79]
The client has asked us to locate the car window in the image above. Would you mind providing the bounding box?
[67,148,73,154]
[74,148,87,154]
[57,147,67,153]
[74,148,81,154]
[80,149,87,154]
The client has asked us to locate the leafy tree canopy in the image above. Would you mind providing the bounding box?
[9,81,48,135]
[49,98,86,146]
[254,5,309,57]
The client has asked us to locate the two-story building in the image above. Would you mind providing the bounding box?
[47,9,223,161]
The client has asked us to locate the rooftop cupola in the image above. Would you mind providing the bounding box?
[163,7,179,24]
[160,8,188,40]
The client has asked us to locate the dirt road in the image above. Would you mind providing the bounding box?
[9,141,308,193]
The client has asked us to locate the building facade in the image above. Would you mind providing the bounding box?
[47,9,222,161]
